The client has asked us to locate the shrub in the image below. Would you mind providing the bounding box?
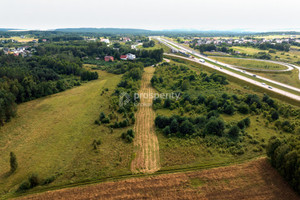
[122,129,135,143]
[10,152,18,173]
[271,111,279,121]
[179,120,195,135]
[238,103,250,114]
[163,126,171,135]
[228,125,240,137]
[17,180,31,192]
[237,120,245,129]
[243,117,251,127]
[28,173,40,188]
[92,139,101,150]
[170,119,179,133]
[42,176,56,185]
[204,118,225,136]
[223,104,235,115]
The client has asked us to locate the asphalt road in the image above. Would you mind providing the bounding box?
[154,37,300,102]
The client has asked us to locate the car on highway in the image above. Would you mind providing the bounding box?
[242,70,246,73]
[262,83,266,86]
[252,74,257,77]
[199,59,205,63]
[268,86,273,89]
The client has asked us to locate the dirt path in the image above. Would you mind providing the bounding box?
[17,158,300,200]
[130,66,160,174]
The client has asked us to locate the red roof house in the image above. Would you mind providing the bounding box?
[120,55,128,60]
[104,56,114,62]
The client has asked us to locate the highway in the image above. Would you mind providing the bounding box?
[153,37,300,102]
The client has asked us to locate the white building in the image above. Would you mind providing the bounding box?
[127,53,136,60]
[101,38,110,44]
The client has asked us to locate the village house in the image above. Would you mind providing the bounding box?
[100,38,110,44]
[120,53,136,61]
[104,56,114,62]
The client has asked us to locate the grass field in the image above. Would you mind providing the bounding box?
[254,68,300,88]
[231,46,300,64]
[209,56,287,70]
[138,40,171,53]
[0,36,37,43]
[0,71,134,198]
[17,158,300,200]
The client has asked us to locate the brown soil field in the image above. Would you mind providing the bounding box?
[16,158,300,200]
[130,66,160,173]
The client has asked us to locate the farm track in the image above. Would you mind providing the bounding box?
[130,67,160,173]
[16,158,300,200]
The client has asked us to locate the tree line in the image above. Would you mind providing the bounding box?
[267,136,300,193]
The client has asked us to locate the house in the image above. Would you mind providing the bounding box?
[120,55,128,60]
[120,53,136,61]
[127,53,136,60]
[120,37,131,42]
[105,56,114,62]
[100,38,110,44]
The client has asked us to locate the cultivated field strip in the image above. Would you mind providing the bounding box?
[131,67,160,173]
[17,158,300,200]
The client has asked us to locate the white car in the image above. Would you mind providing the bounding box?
[262,83,266,86]
[199,59,205,63]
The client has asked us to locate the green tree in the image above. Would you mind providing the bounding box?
[204,118,225,136]
[228,125,240,137]
[170,119,179,133]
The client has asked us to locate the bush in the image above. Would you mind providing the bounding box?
[271,111,279,121]
[17,180,31,192]
[122,129,135,143]
[179,120,195,135]
[237,120,245,129]
[223,104,235,115]
[163,126,171,135]
[243,117,251,127]
[92,139,102,150]
[42,176,56,185]
[170,119,179,133]
[28,173,40,188]
[228,125,240,137]
[10,152,18,173]
[204,118,225,136]
[238,103,250,114]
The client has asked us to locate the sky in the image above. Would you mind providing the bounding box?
[1,0,300,31]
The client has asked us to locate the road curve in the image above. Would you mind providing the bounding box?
[165,53,300,102]
[209,56,294,72]
[154,37,300,96]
